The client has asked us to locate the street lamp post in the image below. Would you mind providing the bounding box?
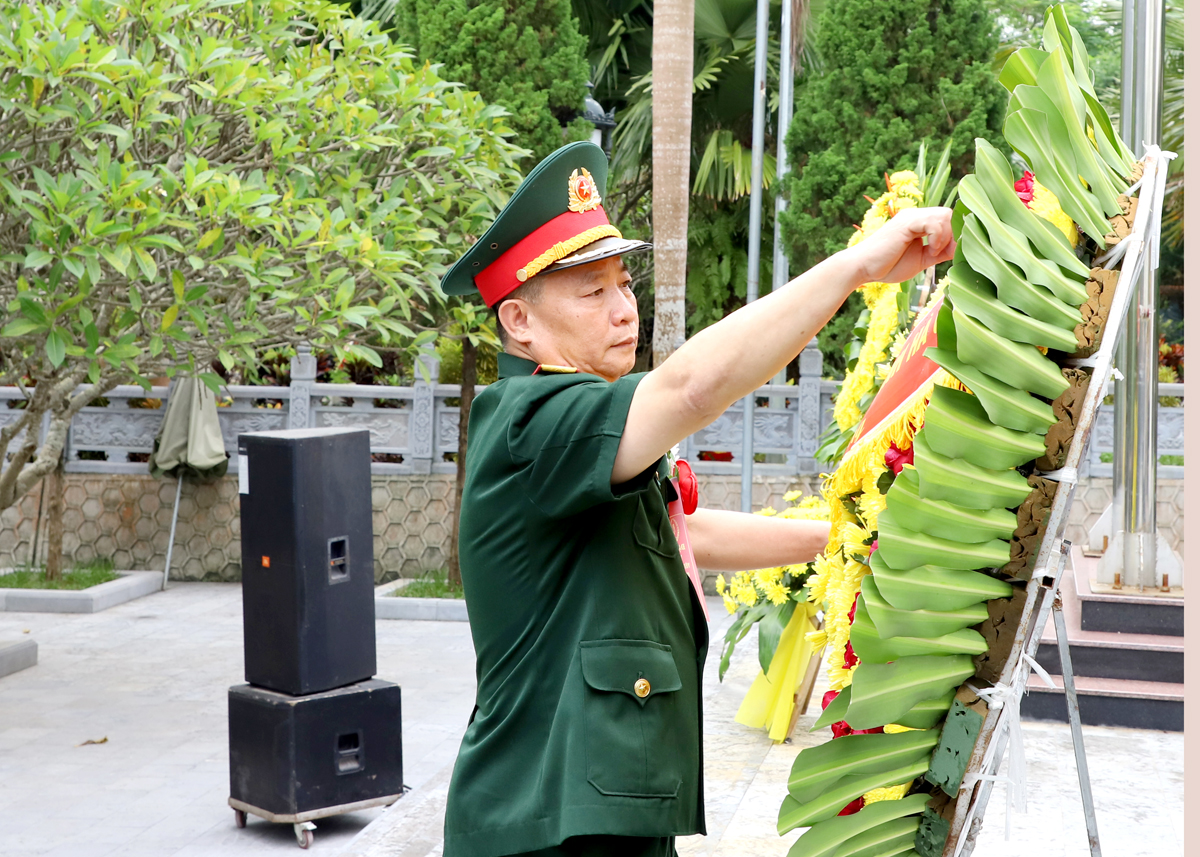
[582,83,616,158]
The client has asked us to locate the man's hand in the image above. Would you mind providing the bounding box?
[848,206,957,284]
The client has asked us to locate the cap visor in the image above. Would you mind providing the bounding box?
[544,236,652,273]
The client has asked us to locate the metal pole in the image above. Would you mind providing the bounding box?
[1053,597,1103,857]
[767,0,799,405]
[1109,0,1139,579]
[771,0,794,298]
[740,0,770,513]
[1116,0,1164,588]
[163,476,183,590]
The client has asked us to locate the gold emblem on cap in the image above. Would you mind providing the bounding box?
[567,167,602,213]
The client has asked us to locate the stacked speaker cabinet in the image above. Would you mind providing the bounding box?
[228,428,404,849]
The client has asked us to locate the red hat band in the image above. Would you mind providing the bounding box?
[475,205,622,306]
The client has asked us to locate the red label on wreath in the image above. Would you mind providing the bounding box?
[846,292,945,454]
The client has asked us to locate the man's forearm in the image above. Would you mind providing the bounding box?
[613,251,862,483]
[685,507,831,572]
[651,250,863,423]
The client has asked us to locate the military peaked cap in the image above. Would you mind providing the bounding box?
[441,141,651,307]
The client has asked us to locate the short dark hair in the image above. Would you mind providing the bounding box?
[493,276,546,348]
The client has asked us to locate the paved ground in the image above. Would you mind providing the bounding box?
[0,584,1184,857]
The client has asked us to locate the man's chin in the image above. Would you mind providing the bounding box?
[605,352,638,380]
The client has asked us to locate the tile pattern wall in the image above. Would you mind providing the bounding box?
[0,473,1182,584]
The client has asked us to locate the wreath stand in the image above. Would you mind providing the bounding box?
[943,146,1173,857]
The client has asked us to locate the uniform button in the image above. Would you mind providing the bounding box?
[634,678,651,698]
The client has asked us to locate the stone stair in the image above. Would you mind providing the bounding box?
[1023,547,1184,732]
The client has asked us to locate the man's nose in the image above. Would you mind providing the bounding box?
[612,285,638,325]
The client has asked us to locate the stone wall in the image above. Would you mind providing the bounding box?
[0,472,1183,584]
[0,473,455,582]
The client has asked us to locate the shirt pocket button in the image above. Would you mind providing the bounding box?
[634,678,651,698]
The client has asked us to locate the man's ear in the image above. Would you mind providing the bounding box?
[497,299,535,346]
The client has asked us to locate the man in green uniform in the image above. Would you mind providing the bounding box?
[439,142,955,857]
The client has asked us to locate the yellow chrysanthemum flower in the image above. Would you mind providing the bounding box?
[863,781,913,805]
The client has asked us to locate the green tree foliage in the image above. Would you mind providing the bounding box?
[779,0,1007,374]
[0,0,523,509]
[396,0,594,163]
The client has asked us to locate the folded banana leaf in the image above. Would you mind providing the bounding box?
[1005,107,1111,242]
[787,730,942,805]
[925,346,1057,434]
[829,817,922,857]
[920,386,1047,471]
[894,690,957,730]
[972,138,1089,276]
[778,755,933,832]
[845,654,977,730]
[911,434,1034,512]
[953,307,1071,400]
[784,794,931,857]
[959,217,1081,329]
[870,554,1013,613]
[859,574,989,640]
[1035,49,1124,214]
[850,596,988,662]
[957,174,1087,305]
[886,465,1019,542]
[947,267,1080,353]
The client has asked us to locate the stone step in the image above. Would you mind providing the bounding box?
[0,638,37,679]
[1023,674,1184,732]
[1074,552,1184,636]
[1033,552,1184,684]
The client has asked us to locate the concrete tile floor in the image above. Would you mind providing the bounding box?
[0,585,1184,857]
[0,583,475,856]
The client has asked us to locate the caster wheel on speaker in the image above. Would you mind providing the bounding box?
[294,822,316,849]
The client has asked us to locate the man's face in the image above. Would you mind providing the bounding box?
[502,255,639,382]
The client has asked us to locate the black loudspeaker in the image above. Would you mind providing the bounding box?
[228,679,403,815]
[238,428,376,696]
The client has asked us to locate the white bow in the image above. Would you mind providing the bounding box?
[955,653,1056,851]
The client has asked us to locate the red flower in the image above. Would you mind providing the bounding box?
[869,540,879,556]
[848,593,860,624]
[675,459,698,515]
[843,641,859,669]
[822,690,840,710]
[884,443,914,475]
[838,797,866,816]
[1014,170,1036,206]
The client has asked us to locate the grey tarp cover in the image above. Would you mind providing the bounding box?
[147,376,229,479]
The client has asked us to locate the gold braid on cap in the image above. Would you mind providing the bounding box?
[515,225,623,282]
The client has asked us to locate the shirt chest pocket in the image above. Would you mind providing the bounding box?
[631,488,679,559]
[579,640,687,799]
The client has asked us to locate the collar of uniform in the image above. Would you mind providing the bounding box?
[498,353,541,379]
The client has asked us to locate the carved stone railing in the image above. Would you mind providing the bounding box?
[1084,381,1184,479]
[1,348,1182,479]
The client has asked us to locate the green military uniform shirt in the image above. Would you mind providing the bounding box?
[443,353,708,857]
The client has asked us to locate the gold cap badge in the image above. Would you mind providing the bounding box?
[567,168,602,213]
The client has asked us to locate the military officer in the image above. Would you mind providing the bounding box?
[438,142,955,857]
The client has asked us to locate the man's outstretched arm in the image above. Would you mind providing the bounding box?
[684,508,830,572]
[613,207,956,484]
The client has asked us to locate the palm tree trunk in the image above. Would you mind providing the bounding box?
[650,0,695,366]
[447,338,477,588]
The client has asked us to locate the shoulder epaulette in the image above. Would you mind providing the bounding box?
[534,364,578,375]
